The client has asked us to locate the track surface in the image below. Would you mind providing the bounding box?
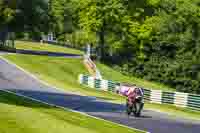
[15,49,82,58]
[0,57,200,133]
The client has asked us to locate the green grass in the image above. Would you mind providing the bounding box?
[4,53,200,121]
[4,54,124,102]
[97,63,175,91]
[15,41,83,55]
[3,41,200,121]
[145,103,200,121]
[0,90,143,133]
[15,40,174,91]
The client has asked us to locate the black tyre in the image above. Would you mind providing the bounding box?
[126,105,133,115]
[134,102,143,117]
[126,101,133,116]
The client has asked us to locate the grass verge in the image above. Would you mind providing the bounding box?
[15,40,83,55]
[4,54,200,121]
[2,41,200,121]
[145,103,200,121]
[4,54,124,102]
[97,63,175,91]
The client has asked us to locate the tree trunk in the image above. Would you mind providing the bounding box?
[98,21,106,61]
[99,30,105,60]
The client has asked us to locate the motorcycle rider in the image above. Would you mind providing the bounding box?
[126,86,144,116]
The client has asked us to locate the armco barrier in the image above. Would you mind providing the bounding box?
[95,79,101,88]
[162,91,175,104]
[79,74,119,92]
[79,74,200,111]
[108,80,116,92]
[143,89,151,101]
[150,90,162,104]
[174,92,188,108]
[187,94,200,110]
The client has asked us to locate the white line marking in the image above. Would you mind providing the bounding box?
[0,56,148,133]
[0,89,148,133]
[0,56,83,95]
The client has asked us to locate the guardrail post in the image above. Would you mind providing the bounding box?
[101,79,108,91]
[150,90,162,104]
[88,76,95,88]
[174,92,188,107]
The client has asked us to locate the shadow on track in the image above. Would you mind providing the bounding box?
[0,88,153,120]
[3,89,126,113]
[0,89,53,109]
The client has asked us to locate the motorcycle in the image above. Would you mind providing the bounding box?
[126,89,144,117]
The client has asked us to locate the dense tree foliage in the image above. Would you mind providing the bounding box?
[0,0,15,26]
[15,0,49,40]
[116,0,200,94]
[0,0,49,41]
[0,0,16,46]
[1,0,200,93]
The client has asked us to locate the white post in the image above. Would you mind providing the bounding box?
[174,92,188,107]
[79,74,84,84]
[48,34,50,41]
[51,33,54,41]
[88,76,95,88]
[87,44,91,58]
[47,32,53,41]
[101,80,108,91]
[150,90,162,104]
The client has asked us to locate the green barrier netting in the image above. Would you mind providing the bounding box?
[107,80,116,92]
[162,91,175,104]
[79,75,200,111]
[83,75,89,85]
[187,94,200,110]
[144,89,151,101]
[95,79,101,88]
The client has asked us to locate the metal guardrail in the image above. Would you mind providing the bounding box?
[79,74,200,111]
[79,74,118,92]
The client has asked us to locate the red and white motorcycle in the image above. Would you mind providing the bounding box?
[125,87,144,117]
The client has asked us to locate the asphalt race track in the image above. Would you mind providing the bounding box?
[15,49,82,58]
[0,57,200,133]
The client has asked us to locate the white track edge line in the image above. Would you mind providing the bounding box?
[0,56,84,95]
[0,89,148,133]
[0,56,149,133]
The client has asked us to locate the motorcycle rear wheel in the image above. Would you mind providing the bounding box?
[126,104,133,116]
[133,102,143,117]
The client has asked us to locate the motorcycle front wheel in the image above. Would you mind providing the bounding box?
[133,102,144,117]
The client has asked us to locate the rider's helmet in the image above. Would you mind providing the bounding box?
[135,87,144,96]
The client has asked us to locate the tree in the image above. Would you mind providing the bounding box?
[13,0,49,40]
[0,0,16,26]
[0,0,16,46]
[77,0,127,60]
[49,0,76,40]
[128,0,200,93]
